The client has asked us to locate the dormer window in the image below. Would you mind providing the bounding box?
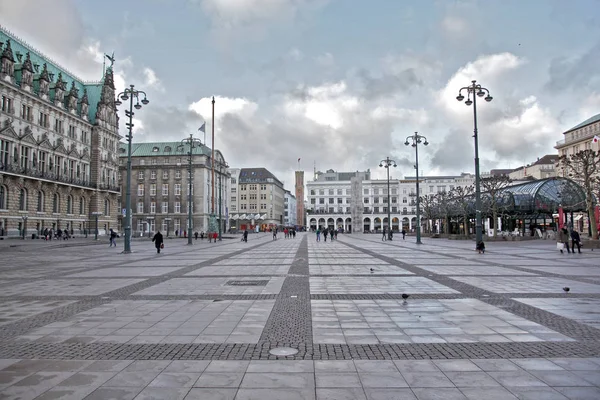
[152,146,159,152]
[164,146,172,152]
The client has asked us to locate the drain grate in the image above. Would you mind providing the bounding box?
[226,280,269,287]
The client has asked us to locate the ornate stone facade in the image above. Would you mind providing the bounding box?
[0,27,120,237]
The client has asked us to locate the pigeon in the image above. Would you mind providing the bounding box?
[563,287,570,293]
[402,293,410,300]
[370,268,375,273]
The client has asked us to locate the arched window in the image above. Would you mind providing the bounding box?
[37,191,44,212]
[67,195,73,214]
[0,185,7,209]
[19,188,27,211]
[79,197,85,215]
[53,193,60,213]
[104,199,110,216]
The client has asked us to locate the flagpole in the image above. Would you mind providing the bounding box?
[211,97,215,215]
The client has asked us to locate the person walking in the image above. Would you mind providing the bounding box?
[401,228,406,240]
[558,227,570,254]
[316,228,321,242]
[243,229,248,242]
[109,229,117,247]
[382,228,387,241]
[570,229,582,254]
[323,228,328,242]
[330,229,334,241]
[194,231,198,240]
[152,231,164,254]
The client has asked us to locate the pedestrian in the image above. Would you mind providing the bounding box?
[330,229,334,241]
[558,227,570,254]
[476,241,485,254]
[401,228,406,240]
[316,228,321,242]
[334,229,338,239]
[324,228,327,242]
[201,231,205,240]
[389,230,393,241]
[382,228,387,241]
[109,228,117,247]
[570,229,582,254]
[243,229,248,242]
[152,231,164,254]
[273,229,277,240]
[194,231,198,240]
[213,232,218,242]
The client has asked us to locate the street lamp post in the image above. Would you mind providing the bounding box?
[178,134,202,245]
[91,212,102,240]
[456,80,493,247]
[379,157,397,240]
[115,85,149,253]
[404,132,429,244]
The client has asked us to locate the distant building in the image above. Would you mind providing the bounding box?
[228,167,285,230]
[556,112,600,172]
[118,141,229,237]
[284,190,297,227]
[0,26,120,237]
[306,169,476,233]
[508,155,558,181]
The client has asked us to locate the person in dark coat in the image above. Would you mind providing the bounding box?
[570,229,582,254]
[243,229,248,242]
[152,231,164,254]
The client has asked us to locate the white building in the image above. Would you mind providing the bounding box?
[284,190,297,227]
[508,155,558,181]
[306,169,476,233]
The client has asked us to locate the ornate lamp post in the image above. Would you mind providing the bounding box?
[404,132,429,244]
[379,157,397,240]
[178,134,202,245]
[115,85,149,253]
[456,80,493,247]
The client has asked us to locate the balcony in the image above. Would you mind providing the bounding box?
[0,161,93,188]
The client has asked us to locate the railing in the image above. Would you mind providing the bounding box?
[0,161,93,188]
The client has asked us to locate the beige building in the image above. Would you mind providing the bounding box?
[118,142,228,237]
[228,167,285,231]
[0,27,120,238]
[508,155,558,181]
[556,112,600,168]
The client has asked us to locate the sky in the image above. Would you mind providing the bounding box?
[1,0,599,191]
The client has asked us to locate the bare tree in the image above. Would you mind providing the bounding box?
[450,185,475,235]
[419,194,436,234]
[435,191,452,234]
[559,149,599,240]
[481,175,512,238]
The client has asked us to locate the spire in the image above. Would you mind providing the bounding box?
[39,63,49,81]
[1,39,14,62]
[80,88,89,105]
[22,52,33,72]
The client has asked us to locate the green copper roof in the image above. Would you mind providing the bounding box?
[565,112,600,134]
[119,142,212,157]
[0,26,104,124]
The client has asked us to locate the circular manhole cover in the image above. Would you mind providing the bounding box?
[269,347,298,356]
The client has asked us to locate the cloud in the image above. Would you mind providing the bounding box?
[143,67,164,92]
[545,41,600,93]
[315,52,334,67]
[441,15,468,35]
[430,129,474,173]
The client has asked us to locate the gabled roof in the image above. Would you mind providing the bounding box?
[564,112,600,134]
[239,168,283,187]
[531,154,559,166]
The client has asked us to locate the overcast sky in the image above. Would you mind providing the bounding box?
[1,0,599,190]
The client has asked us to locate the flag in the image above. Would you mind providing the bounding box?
[592,135,600,144]
[198,123,206,133]
[298,158,301,163]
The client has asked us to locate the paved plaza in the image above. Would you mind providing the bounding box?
[0,233,600,399]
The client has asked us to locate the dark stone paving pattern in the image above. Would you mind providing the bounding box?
[259,236,312,344]
[0,341,599,360]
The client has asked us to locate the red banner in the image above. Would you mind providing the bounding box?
[595,206,600,226]
[558,206,564,229]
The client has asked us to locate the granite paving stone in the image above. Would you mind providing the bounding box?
[1,234,600,398]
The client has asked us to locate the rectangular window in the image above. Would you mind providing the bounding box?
[337,189,342,195]
[162,184,169,196]
[150,171,156,179]
[39,112,49,127]
[310,199,315,204]
[175,170,181,179]
[175,202,181,213]
[21,104,32,121]
[137,184,144,196]
[1,95,13,113]
[373,188,379,195]
[231,187,237,193]
[328,198,334,204]
[319,198,325,204]
[140,159,145,166]
[152,159,157,165]
[175,183,181,196]
[138,171,144,179]
[374,198,379,203]
[231,196,236,202]
[20,146,30,169]
[54,119,63,133]
[162,202,168,213]
[150,202,156,214]
[260,184,266,190]
[150,184,156,196]
[231,177,237,184]
[261,203,267,210]
[363,189,369,195]
[68,125,76,139]
[163,171,168,179]
[364,198,369,204]
[137,201,144,213]
[374,207,379,213]
[337,198,343,204]
[391,197,397,203]
[164,158,169,164]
